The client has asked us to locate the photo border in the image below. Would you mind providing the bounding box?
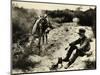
[11,0,97,74]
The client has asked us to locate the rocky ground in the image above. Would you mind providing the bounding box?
[12,22,96,74]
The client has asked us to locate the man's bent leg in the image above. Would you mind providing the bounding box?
[63,45,77,61]
[65,50,79,69]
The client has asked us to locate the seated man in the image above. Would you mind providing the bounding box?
[63,28,91,69]
[51,28,91,69]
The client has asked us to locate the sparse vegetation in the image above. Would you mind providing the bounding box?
[12,4,96,74]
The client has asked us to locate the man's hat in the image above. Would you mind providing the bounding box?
[78,28,86,34]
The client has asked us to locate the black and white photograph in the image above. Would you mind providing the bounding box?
[11,0,96,74]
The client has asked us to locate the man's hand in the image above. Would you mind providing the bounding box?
[69,43,73,46]
[85,51,92,57]
[45,28,51,33]
[65,47,68,50]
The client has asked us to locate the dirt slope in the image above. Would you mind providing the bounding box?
[12,23,96,74]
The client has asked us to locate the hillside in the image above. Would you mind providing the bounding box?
[12,22,96,74]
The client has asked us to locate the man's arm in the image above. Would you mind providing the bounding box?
[77,39,89,50]
[65,39,80,50]
[69,38,81,46]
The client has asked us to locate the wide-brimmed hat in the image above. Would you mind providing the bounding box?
[78,28,86,34]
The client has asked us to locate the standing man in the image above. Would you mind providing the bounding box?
[40,14,53,44]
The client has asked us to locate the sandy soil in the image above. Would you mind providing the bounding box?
[12,22,96,74]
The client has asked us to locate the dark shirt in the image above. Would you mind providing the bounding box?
[69,36,91,52]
